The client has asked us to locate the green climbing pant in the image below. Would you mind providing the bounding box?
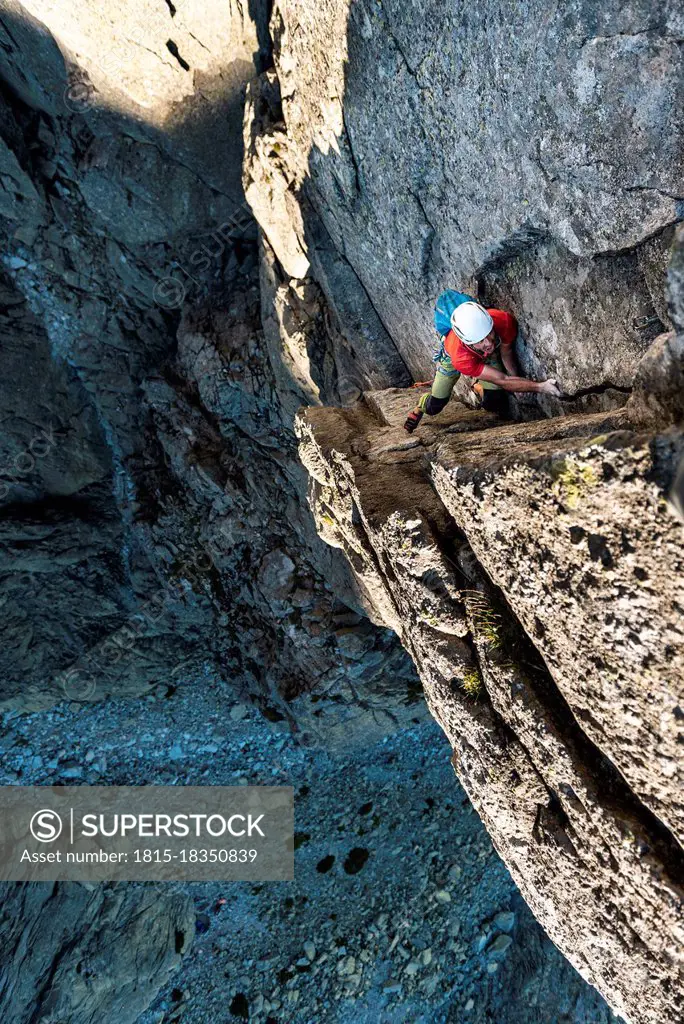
[417,348,509,417]
[416,351,461,412]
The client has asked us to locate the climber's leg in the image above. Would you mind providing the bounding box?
[404,406,424,432]
[481,387,512,418]
[478,350,512,418]
[404,359,459,432]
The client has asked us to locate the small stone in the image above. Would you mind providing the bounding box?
[489,934,513,956]
[230,703,248,721]
[422,973,439,996]
[487,961,500,973]
[404,961,420,976]
[434,889,451,904]
[337,956,356,976]
[13,225,38,246]
[303,940,316,961]
[494,911,515,933]
[420,948,432,966]
[465,998,474,1011]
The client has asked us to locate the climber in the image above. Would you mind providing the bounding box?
[404,301,561,432]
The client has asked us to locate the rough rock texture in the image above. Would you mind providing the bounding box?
[0,882,194,1023]
[626,226,684,429]
[241,14,684,1016]
[0,0,419,735]
[0,8,426,1011]
[244,0,683,399]
[293,233,684,1024]
[297,396,684,1024]
[243,68,412,399]
[141,249,422,745]
[0,0,257,710]
[293,229,684,1024]
[1,1,683,1022]
[433,426,684,844]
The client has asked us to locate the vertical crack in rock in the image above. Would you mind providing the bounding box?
[430,427,684,849]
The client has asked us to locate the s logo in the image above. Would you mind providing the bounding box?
[30,809,63,843]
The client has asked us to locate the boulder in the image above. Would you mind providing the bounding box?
[0,882,194,1024]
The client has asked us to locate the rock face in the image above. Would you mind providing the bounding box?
[0,5,421,1012]
[142,251,421,745]
[432,427,684,844]
[296,396,684,1024]
[0,882,194,1023]
[0,0,419,736]
[290,221,684,1024]
[245,0,683,399]
[294,226,684,1024]
[1,0,682,1022]
[242,10,684,1017]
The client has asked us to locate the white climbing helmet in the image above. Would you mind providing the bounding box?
[450,302,493,345]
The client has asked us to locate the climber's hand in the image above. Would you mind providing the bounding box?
[539,378,562,397]
[404,408,423,433]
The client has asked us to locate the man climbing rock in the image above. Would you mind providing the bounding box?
[404,301,561,432]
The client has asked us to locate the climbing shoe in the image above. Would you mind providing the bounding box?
[404,407,423,433]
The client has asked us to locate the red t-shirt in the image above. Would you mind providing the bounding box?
[443,308,518,377]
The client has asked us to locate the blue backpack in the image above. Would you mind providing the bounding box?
[434,290,474,338]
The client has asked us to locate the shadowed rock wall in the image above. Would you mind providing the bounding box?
[0,0,419,732]
[0,882,194,1024]
[0,0,681,1021]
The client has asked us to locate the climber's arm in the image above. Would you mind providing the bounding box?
[478,365,561,396]
[500,343,520,378]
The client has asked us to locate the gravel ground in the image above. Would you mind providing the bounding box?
[1,671,620,1023]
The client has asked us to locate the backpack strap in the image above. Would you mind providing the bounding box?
[432,338,447,363]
